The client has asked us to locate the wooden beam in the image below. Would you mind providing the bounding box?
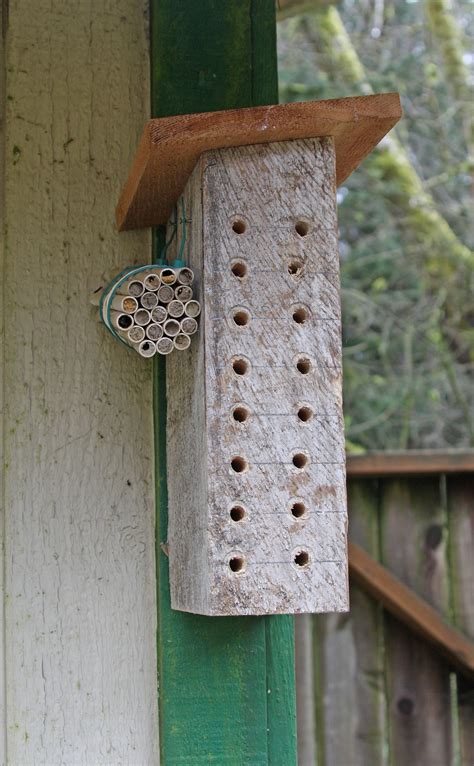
[348,541,474,680]
[151,1,297,763]
[166,138,349,616]
[347,450,474,477]
[116,93,401,231]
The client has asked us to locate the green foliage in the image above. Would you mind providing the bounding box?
[278,1,473,450]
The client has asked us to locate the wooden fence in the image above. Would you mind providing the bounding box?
[296,451,474,766]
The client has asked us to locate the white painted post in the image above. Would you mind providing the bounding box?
[1,1,159,762]
[167,138,349,616]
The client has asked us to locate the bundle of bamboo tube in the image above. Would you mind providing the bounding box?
[93,265,201,357]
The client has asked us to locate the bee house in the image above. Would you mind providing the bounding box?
[116,95,402,615]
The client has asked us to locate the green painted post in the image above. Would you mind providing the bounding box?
[151,2,297,764]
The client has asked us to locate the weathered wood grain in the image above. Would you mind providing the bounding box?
[380,478,453,766]
[314,478,388,766]
[167,138,348,615]
[116,93,402,230]
[2,1,158,763]
[447,476,474,765]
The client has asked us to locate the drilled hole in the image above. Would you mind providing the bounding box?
[229,555,245,572]
[294,550,310,567]
[295,221,310,237]
[231,261,247,278]
[230,505,246,522]
[291,502,306,518]
[233,406,250,423]
[298,406,313,422]
[231,456,248,473]
[293,306,309,324]
[232,358,249,376]
[296,357,312,375]
[233,309,250,327]
[292,453,308,470]
[288,259,304,278]
[232,219,246,234]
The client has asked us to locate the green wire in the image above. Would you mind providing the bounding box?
[158,204,178,265]
[177,196,187,264]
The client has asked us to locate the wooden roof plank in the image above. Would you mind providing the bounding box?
[116,93,402,231]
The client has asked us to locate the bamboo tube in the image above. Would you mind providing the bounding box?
[144,272,161,291]
[146,323,164,341]
[168,300,185,318]
[160,268,177,285]
[110,311,134,331]
[163,319,180,337]
[184,300,201,318]
[141,291,159,310]
[156,337,174,355]
[158,285,174,304]
[110,295,139,314]
[117,279,145,297]
[151,306,168,324]
[128,325,145,344]
[174,333,191,351]
[180,317,198,335]
[134,308,151,326]
[177,267,194,285]
[138,339,157,358]
[174,285,193,302]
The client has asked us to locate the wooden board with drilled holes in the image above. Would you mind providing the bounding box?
[116,93,402,231]
[166,137,349,616]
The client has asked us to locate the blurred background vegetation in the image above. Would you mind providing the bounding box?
[277,0,473,452]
